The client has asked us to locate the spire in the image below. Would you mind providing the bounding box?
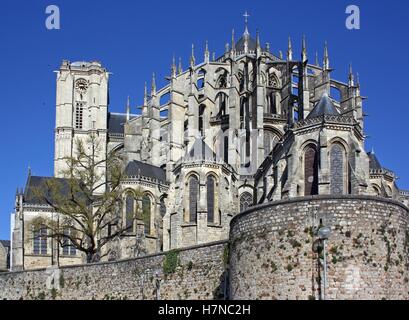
[301,34,307,62]
[126,96,130,121]
[212,52,216,62]
[356,72,361,96]
[28,165,31,177]
[323,41,330,70]
[315,51,320,67]
[287,36,293,61]
[171,54,176,78]
[178,57,183,74]
[348,63,354,87]
[143,81,148,105]
[231,29,235,53]
[190,44,195,68]
[255,29,261,55]
[279,50,283,59]
[204,40,210,62]
[151,72,156,96]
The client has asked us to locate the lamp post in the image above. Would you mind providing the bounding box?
[318,226,331,300]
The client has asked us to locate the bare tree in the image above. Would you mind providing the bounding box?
[32,134,142,263]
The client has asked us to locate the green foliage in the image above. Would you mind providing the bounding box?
[187,261,193,271]
[163,250,179,274]
[50,288,58,300]
[59,274,65,288]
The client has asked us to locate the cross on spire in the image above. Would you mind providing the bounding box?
[243,11,250,35]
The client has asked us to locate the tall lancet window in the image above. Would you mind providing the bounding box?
[304,144,319,196]
[142,195,151,235]
[330,143,345,195]
[199,105,205,136]
[188,175,199,223]
[125,192,135,231]
[207,175,216,223]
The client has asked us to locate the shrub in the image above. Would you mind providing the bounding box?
[163,250,179,274]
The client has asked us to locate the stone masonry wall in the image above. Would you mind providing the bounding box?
[0,241,228,300]
[229,195,409,300]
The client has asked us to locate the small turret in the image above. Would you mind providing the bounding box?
[287,37,293,61]
[323,41,330,70]
[126,96,130,121]
[151,72,156,96]
[204,41,210,63]
[190,44,195,68]
[301,35,307,63]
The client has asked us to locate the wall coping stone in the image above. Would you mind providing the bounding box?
[0,240,228,276]
[231,195,409,227]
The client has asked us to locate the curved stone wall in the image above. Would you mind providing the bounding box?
[229,195,409,300]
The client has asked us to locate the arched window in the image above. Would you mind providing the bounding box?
[223,135,229,163]
[238,72,244,92]
[33,224,47,255]
[207,176,216,223]
[268,73,279,88]
[240,192,253,212]
[199,105,205,136]
[372,185,381,196]
[330,143,345,195]
[189,175,199,223]
[125,192,135,231]
[197,69,206,89]
[269,93,277,114]
[304,145,319,195]
[216,93,228,116]
[142,195,151,235]
[62,228,76,256]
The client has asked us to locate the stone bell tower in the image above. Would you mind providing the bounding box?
[54,60,109,178]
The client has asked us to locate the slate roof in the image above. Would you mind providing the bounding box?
[186,138,216,160]
[108,113,137,135]
[125,160,166,182]
[0,240,10,248]
[24,176,71,205]
[367,151,382,170]
[306,93,340,119]
[235,35,258,52]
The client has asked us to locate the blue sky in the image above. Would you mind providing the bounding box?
[0,0,408,240]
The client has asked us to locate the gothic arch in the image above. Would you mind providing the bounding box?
[303,143,319,196]
[215,92,228,116]
[330,142,347,195]
[206,174,218,224]
[142,193,153,235]
[186,174,199,223]
[240,192,253,212]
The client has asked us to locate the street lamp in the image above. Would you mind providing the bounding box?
[318,226,331,300]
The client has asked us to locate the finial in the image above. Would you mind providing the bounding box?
[323,41,330,70]
[348,63,354,87]
[225,43,230,53]
[287,36,293,61]
[190,44,195,68]
[126,96,130,121]
[256,29,261,51]
[265,42,270,53]
[178,57,183,74]
[356,72,361,95]
[231,29,235,53]
[212,52,216,61]
[171,54,176,77]
[28,165,31,177]
[279,50,283,59]
[144,81,148,105]
[301,34,307,62]
[204,40,209,62]
[371,147,375,155]
[151,72,156,96]
[315,51,320,67]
